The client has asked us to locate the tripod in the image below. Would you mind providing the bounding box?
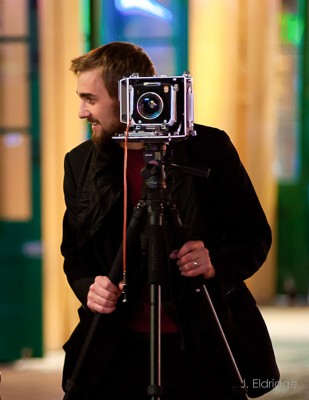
[63,143,249,400]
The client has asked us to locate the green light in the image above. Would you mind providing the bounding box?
[80,0,91,51]
[280,12,304,46]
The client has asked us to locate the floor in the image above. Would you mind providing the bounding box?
[259,306,309,400]
[0,306,308,400]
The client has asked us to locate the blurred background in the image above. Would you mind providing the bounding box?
[0,0,308,399]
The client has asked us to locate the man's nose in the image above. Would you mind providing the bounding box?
[79,104,90,119]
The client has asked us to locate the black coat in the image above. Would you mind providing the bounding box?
[61,124,279,398]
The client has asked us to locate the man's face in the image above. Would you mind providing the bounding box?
[76,68,124,146]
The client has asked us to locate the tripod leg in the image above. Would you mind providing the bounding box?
[146,201,166,399]
[63,202,147,399]
[166,204,248,399]
[148,283,163,400]
[201,284,249,399]
[109,201,147,284]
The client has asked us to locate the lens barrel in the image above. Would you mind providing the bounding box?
[137,92,163,120]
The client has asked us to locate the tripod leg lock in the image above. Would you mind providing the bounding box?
[147,384,163,397]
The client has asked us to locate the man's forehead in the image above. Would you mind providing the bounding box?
[77,69,105,92]
[77,69,103,84]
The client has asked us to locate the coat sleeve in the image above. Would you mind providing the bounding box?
[171,127,272,292]
[61,144,96,308]
[206,131,272,291]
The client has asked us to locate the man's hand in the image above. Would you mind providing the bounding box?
[87,276,123,314]
[169,240,215,279]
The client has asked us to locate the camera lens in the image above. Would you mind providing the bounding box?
[137,92,163,120]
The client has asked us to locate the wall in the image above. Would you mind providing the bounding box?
[39,0,84,350]
[189,0,280,303]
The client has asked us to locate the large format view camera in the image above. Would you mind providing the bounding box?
[113,73,196,142]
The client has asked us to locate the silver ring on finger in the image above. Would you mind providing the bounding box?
[193,260,198,268]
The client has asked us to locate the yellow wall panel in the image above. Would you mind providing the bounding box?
[0,133,31,221]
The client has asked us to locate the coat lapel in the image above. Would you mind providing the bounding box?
[76,141,124,247]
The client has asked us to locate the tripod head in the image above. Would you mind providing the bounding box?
[141,143,168,192]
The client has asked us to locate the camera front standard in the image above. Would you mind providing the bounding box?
[113,73,196,142]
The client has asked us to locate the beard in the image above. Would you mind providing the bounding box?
[91,121,126,148]
[91,103,126,149]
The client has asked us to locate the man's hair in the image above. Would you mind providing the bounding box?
[70,41,156,99]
